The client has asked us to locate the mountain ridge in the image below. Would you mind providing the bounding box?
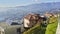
[0,2,60,23]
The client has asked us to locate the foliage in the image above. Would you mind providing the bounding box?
[23,16,58,34]
[23,19,47,34]
[23,24,47,34]
[45,17,58,34]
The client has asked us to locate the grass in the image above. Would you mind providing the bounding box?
[23,24,42,34]
[23,22,47,34]
[45,17,58,34]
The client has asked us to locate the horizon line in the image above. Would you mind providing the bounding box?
[0,1,60,8]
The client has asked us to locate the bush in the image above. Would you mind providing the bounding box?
[45,17,58,34]
[23,16,58,34]
[23,23,47,34]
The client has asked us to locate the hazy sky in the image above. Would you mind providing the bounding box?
[0,0,60,7]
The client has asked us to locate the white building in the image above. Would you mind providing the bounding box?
[23,14,33,28]
[23,14,40,28]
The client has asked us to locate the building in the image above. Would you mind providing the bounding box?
[44,12,57,18]
[23,14,41,28]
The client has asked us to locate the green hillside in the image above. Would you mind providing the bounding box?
[0,15,58,34]
[45,17,58,34]
[23,16,58,34]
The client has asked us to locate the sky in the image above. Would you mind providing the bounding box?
[0,0,60,7]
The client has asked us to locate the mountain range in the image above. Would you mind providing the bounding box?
[0,2,60,23]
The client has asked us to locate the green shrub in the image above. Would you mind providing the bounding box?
[45,17,58,34]
[23,23,47,34]
[23,16,58,34]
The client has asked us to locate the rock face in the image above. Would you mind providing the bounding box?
[56,22,60,34]
[0,27,5,34]
[56,17,60,34]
